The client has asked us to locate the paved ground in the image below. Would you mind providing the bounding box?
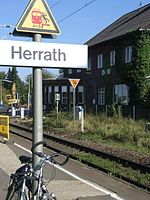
[0,141,21,200]
[0,141,115,200]
[1,138,150,200]
[0,168,9,200]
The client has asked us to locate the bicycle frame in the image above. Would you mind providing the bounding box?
[6,170,31,200]
[33,157,51,199]
[36,163,44,199]
[20,165,30,200]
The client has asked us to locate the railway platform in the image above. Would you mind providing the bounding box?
[0,139,150,200]
[0,141,20,199]
[0,141,116,200]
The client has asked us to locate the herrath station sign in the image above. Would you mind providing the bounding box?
[0,40,87,68]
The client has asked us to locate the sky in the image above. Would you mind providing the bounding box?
[0,0,150,81]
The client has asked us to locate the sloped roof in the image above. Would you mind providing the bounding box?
[86,3,150,47]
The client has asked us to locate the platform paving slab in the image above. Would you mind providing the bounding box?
[0,168,9,200]
[77,196,115,200]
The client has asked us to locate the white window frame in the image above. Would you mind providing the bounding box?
[54,86,59,93]
[61,86,67,104]
[48,86,52,104]
[78,86,84,104]
[44,86,47,105]
[125,46,132,63]
[97,54,103,68]
[113,84,128,105]
[77,69,81,73]
[69,86,73,104]
[68,69,72,74]
[110,50,116,66]
[44,86,47,93]
[98,86,105,105]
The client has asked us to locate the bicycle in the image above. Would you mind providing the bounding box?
[5,141,69,200]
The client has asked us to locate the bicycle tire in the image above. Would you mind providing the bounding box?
[5,183,29,200]
[5,183,17,200]
[41,192,57,200]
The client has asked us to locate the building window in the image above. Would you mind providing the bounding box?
[97,54,103,68]
[69,86,73,104]
[98,86,105,105]
[44,86,47,105]
[61,86,67,104]
[54,86,59,93]
[77,69,81,73]
[110,50,116,66]
[44,86,47,93]
[88,57,92,70]
[113,84,128,105]
[125,46,132,63]
[78,86,84,104]
[59,70,64,77]
[68,69,72,74]
[48,86,52,104]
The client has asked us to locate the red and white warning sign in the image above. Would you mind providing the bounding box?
[14,0,60,36]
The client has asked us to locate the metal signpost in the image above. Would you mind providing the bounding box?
[32,34,43,196]
[13,0,61,196]
[69,79,80,121]
[55,93,60,122]
[81,107,84,132]
[0,0,87,198]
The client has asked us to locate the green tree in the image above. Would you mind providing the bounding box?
[5,67,28,105]
[128,31,150,105]
[0,71,11,104]
[42,69,53,79]
[5,68,12,90]
[11,67,17,84]
[0,71,6,79]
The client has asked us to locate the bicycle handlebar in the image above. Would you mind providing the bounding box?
[31,141,69,166]
[50,151,69,166]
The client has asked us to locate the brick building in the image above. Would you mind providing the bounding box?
[43,4,150,115]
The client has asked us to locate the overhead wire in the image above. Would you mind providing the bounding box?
[0,32,12,39]
[57,0,96,23]
[0,25,14,39]
[50,0,63,8]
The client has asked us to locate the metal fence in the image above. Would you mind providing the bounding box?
[86,104,150,120]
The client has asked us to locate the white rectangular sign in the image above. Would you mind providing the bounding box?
[0,40,88,68]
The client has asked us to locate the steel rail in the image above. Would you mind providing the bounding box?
[9,122,150,172]
[9,122,150,191]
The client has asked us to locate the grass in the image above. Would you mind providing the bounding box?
[22,110,150,189]
[43,111,150,155]
[74,151,150,188]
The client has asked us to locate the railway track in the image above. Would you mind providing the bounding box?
[9,122,150,191]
